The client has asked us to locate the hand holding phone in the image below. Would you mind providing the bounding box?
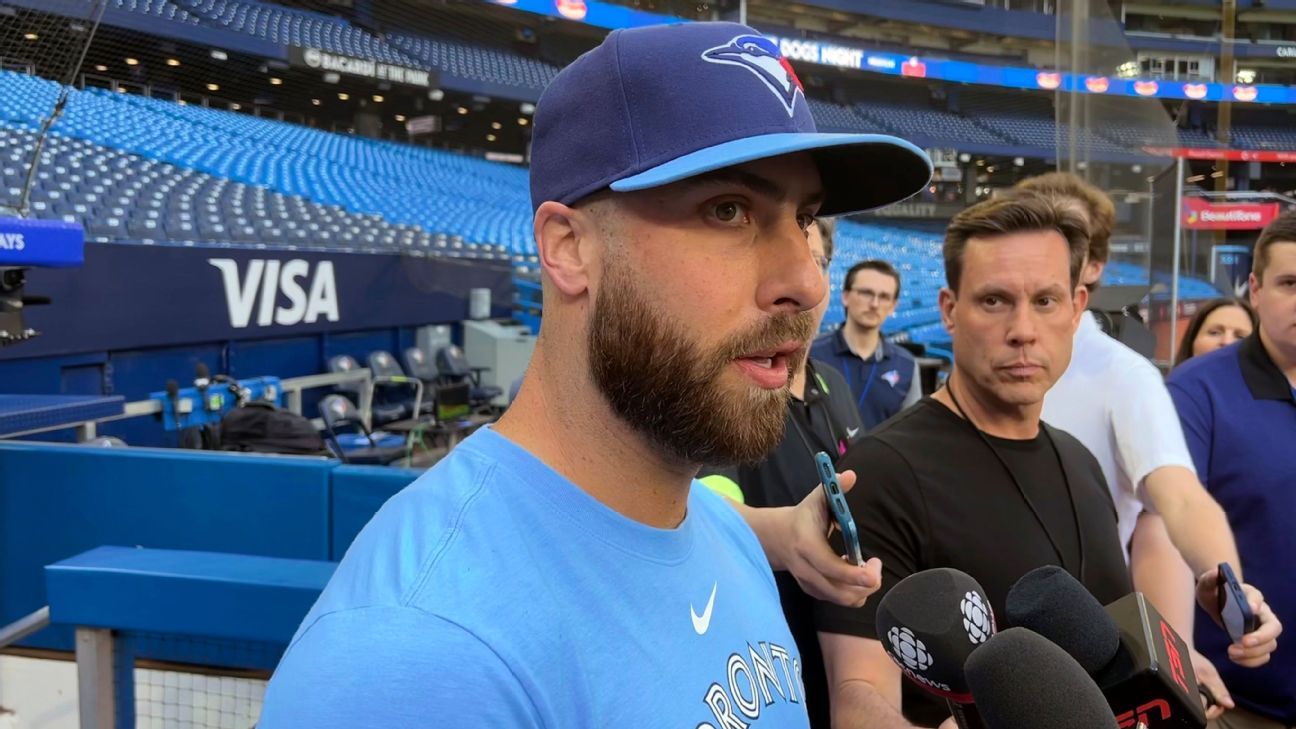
[1217,562,1259,643]
[815,451,865,566]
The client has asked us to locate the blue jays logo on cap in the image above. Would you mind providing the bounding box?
[701,35,804,117]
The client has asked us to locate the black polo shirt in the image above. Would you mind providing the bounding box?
[806,398,1131,727]
[708,359,863,729]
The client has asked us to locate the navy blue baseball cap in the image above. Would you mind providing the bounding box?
[529,22,933,216]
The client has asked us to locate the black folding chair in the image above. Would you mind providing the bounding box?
[435,345,503,411]
[318,394,407,466]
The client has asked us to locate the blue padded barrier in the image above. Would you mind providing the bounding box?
[46,545,334,727]
[46,546,334,645]
[329,464,422,560]
[0,442,334,651]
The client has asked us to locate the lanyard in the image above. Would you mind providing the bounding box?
[789,362,849,459]
[840,352,882,413]
[945,383,1088,582]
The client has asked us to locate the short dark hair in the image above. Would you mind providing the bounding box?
[1010,172,1115,269]
[843,260,902,299]
[1174,298,1258,368]
[1253,209,1296,283]
[943,192,1090,293]
[813,217,836,260]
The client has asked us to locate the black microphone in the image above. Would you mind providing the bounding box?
[965,627,1118,729]
[875,568,996,729]
[195,362,212,412]
[165,378,183,428]
[1005,566,1206,729]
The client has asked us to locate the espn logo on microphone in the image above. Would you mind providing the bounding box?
[1116,699,1172,729]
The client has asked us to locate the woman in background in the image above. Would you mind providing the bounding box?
[1174,298,1257,367]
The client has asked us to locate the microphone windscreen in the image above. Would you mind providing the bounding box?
[1004,565,1120,673]
[966,627,1118,729]
[875,567,995,702]
[165,379,179,397]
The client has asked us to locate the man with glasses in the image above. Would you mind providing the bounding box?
[811,260,921,429]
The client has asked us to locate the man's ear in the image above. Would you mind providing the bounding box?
[1249,271,1261,309]
[1083,259,1105,288]
[939,287,957,335]
[534,200,598,298]
[1072,283,1089,329]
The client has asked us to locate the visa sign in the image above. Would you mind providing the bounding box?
[208,258,339,328]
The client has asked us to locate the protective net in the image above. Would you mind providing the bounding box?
[0,0,106,217]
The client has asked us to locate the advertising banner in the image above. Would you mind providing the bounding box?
[3,244,512,359]
[1182,198,1281,230]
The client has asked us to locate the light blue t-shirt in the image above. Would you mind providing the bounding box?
[259,426,809,728]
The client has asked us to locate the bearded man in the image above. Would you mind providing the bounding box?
[258,20,931,728]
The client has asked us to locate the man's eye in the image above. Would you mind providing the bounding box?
[713,201,749,224]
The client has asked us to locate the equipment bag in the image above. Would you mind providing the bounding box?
[218,401,328,455]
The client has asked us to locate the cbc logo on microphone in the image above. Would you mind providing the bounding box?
[960,591,992,644]
[887,626,934,672]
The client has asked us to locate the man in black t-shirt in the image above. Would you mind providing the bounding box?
[802,193,1132,728]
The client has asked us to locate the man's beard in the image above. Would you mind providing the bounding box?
[588,265,814,467]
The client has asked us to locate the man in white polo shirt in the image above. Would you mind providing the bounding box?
[1014,174,1280,717]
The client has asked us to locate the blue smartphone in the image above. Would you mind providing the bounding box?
[1218,562,1258,643]
[815,451,865,566]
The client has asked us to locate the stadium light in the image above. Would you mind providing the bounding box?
[520,102,536,115]
[491,121,502,130]
[338,92,350,100]
[429,89,445,101]
[395,114,406,122]
[1013,157,1025,167]
[958,153,971,163]
[372,95,384,103]
[94,64,107,72]
[269,77,283,85]
[23,33,37,41]
[210,50,228,61]
[1132,164,1142,174]
[125,58,140,66]
[166,58,181,67]
[517,117,529,126]
[206,83,219,91]
[230,103,241,111]
[487,134,498,142]
[1237,69,1257,84]
[457,106,469,115]
[311,98,322,106]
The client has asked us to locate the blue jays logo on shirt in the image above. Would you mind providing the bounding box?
[881,369,901,388]
[701,35,804,117]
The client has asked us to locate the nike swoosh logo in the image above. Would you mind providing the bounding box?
[691,582,718,635]
[847,427,860,438]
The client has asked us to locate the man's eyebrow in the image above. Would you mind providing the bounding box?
[680,168,824,207]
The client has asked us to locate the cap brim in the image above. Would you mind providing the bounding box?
[609,132,933,216]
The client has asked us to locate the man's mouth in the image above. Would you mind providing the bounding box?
[733,341,803,389]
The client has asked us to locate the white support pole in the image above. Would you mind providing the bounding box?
[1169,157,1186,365]
[75,627,116,729]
